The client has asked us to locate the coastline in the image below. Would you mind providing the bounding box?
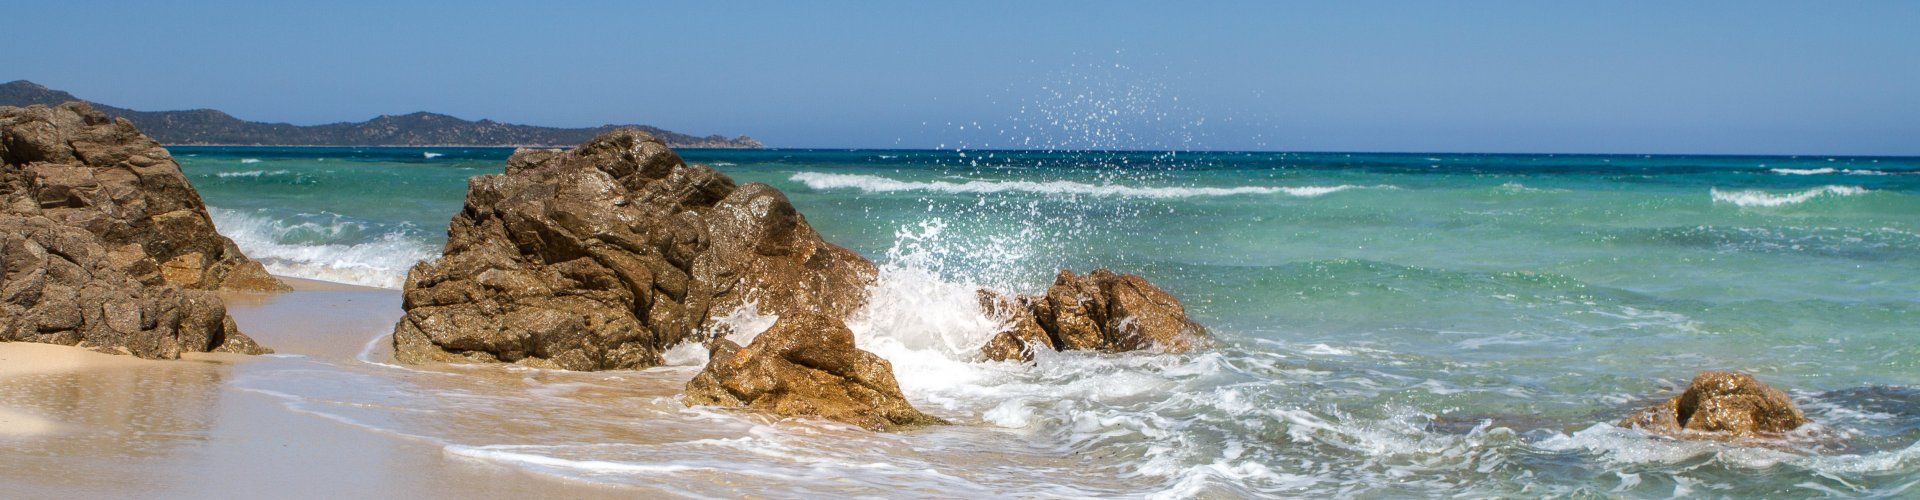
[0,275,645,498]
[164,143,763,149]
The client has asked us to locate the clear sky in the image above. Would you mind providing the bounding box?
[4,1,1916,154]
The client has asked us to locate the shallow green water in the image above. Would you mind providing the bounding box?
[179,146,1920,496]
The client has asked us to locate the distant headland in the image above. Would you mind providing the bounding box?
[0,80,761,148]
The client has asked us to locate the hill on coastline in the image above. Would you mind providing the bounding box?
[0,80,761,148]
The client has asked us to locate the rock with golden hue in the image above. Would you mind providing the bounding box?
[1620,371,1809,438]
[976,289,1054,362]
[392,130,874,370]
[1,103,272,358]
[0,103,285,292]
[684,313,945,431]
[980,269,1207,361]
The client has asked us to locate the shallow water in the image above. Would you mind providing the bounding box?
[173,147,1920,497]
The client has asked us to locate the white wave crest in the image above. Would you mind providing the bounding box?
[239,158,262,164]
[216,169,292,178]
[1770,168,1891,176]
[422,152,444,159]
[208,207,438,288]
[1710,185,1869,207]
[791,172,1375,199]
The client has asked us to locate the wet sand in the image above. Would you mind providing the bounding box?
[0,277,638,499]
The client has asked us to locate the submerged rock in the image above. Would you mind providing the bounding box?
[684,313,945,431]
[1,103,272,358]
[1620,371,1809,438]
[981,269,1208,362]
[393,129,874,370]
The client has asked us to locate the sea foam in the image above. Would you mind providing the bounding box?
[1710,185,1869,207]
[1770,168,1891,176]
[216,169,292,178]
[209,207,437,288]
[791,172,1374,198]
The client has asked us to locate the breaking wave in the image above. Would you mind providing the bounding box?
[216,169,293,178]
[1770,168,1892,176]
[208,207,437,288]
[1710,185,1870,207]
[791,172,1378,198]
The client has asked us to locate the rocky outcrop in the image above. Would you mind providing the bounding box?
[1,103,284,292]
[2,103,272,358]
[1620,371,1809,438]
[684,313,946,431]
[393,129,874,370]
[980,269,1208,362]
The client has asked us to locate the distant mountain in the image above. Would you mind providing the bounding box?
[0,80,761,148]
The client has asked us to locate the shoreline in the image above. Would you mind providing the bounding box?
[0,274,642,498]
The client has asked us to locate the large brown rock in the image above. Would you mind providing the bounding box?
[1620,371,1809,438]
[393,130,875,370]
[0,103,285,292]
[981,269,1208,362]
[1,103,271,358]
[684,313,945,431]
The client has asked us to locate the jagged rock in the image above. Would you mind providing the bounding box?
[1620,371,1809,438]
[0,102,284,292]
[684,313,945,431]
[393,129,874,370]
[1,103,270,357]
[981,269,1207,362]
[976,289,1054,362]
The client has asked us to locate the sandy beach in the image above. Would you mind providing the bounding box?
[0,277,640,499]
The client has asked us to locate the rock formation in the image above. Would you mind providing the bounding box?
[1619,371,1809,438]
[684,313,946,431]
[980,269,1209,362]
[393,129,874,370]
[2,103,273,358]
[1,103,284,292]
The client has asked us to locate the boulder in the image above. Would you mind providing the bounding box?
[1619,371,1809,438]
[2,103,271,357]
[976,289,1054,362]
[684,313,946,431]
[980,269,1207,362]
[393,129,875,370]
[0,102,285,292]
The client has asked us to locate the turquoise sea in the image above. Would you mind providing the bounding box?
[177,146,1920,497]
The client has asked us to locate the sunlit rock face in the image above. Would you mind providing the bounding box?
[393,129,874,370]
[2,103,273,358]
[1620,371,1810,439]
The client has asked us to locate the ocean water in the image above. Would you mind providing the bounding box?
[177,147,1920,497]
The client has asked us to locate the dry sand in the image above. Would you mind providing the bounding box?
[0,276,637,499]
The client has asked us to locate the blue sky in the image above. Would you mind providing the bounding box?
[5,1,1916,154]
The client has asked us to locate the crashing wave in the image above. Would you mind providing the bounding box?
[1770,168,1891,176]
[1710,186,1869,207]
[791,172,1377,198]
[208,207,437,289]
[216,169,293,178]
